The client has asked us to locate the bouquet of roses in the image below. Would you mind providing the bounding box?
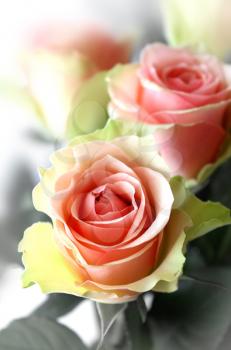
[1,1,231,349]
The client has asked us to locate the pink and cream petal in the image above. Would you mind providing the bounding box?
[82,209,189,293]
[107,64,140,113]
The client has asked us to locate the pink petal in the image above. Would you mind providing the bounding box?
[149,100,230,125]
[81,240,158,285]
[154,123,226,178]
[120,167,173,248]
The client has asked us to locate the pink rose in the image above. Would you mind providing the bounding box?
[27,22,131,71]
[107,44,231,179]
[22,22,131,137]
[20,135,192,303]
[19,133,231,303]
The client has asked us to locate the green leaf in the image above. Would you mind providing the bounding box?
[66,72,109,140]
[215,225,231,263]
[96,302,127,350]
[182,195,231,241]
[192,159,231,264]
[33,293,82,319]
[191,225,231,265]
[150,266,231,350]
[0,316,87,350]
[209,158,231,208]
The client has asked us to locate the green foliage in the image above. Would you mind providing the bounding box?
[150,267,231,350]
[33,294,82,320]
[0,317,87,350]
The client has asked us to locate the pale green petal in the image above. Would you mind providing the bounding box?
[70,120,170,178]
[162,0,231,58]
[182,195,231,241]
[124,210,190,293]
[170,176,187,209]
[79,210,189,294]
[153,279,178,293]
[24,51,96,138]
[69,119,132,145]
[18,222,138,303]
[32,183,52,216]
[170,176,231,241]
[69,118,173,148]
[66,72,109,140]
[18,222,86,296]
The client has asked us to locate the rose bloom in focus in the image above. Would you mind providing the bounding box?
[22,22,131,138]
[107,44,231,183]
[19,130,225,303]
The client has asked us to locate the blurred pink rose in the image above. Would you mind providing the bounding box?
[28,22,131,70]
[22,22,131,137]
[107,43,231,179]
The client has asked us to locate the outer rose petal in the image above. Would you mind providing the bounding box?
[146,100,229,125]
[70,135,170,179]
[140,84,194,113]
[98,117,226,180]
[140,77,230,110]
[154,123,225,178]
[19,222,137,303]
[24,51,97,137]
[80,241,158,285]
[82,209,190,293]
[18,222,86,295]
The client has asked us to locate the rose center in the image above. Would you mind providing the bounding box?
[164,66,203,92]
[92,186,131,215]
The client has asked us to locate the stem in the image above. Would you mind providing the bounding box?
[125,301,152,350]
